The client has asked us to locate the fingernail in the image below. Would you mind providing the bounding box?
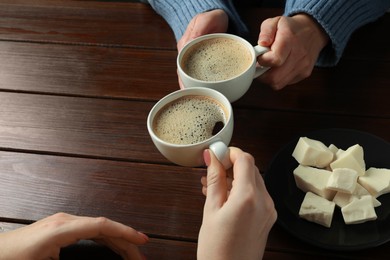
[203,149,211,167]
[259,36,271,46]
[138,231,149,242]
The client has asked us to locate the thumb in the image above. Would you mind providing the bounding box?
[203,149,228,210]
[258,16,281,46]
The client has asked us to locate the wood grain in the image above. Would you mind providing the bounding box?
[0,151,205,239]
[1,92,389,170]
[0,0,176,49]
[0,0,389,259]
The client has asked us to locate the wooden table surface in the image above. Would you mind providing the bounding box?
[0,1,389,259]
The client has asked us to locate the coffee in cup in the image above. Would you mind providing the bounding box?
[177,33,270,102]
[153,95,228,145]
[180,37,252,82]
[147,87,233,168]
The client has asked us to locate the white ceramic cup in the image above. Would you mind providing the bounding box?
[177,33,270,102]
[147,87,233,168]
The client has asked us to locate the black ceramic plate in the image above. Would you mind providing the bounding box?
[264,128,390,251]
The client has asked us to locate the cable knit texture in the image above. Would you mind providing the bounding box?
[284,0,390,66]
[147,0,248,40]
[148,0,390,66]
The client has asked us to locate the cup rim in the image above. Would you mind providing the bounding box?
[177,33,256,84]
[147,87,233,148]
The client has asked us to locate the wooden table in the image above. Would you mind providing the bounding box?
[0,1,389,259]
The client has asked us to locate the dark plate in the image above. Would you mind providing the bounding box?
[264,128,390,251]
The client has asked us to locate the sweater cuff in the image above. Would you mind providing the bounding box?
[148,0,248,41]
[284,0,390,67]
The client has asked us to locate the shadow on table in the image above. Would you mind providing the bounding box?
[60,240,122,260]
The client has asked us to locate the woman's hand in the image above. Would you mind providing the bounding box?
[198,147,277,260]
[0,212,148,260]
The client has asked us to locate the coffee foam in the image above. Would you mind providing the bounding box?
[153,95,227,145]
[182,37,252,81]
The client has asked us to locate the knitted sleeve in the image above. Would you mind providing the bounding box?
[147,0,248,41]
[284,0,390,67]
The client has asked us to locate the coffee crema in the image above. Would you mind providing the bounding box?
[181,37,252,82]
[153,95,227,145]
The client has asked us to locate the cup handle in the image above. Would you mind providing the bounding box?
[209,141,232,169]
[253,45,270,78]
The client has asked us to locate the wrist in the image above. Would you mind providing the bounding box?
[292,13,329,50]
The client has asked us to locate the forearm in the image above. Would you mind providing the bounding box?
[147,0,248,40]
[284,0,390,67]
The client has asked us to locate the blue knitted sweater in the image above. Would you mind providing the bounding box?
[285,0,390,66]
[147,0,390,66]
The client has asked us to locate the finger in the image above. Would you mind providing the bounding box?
[201,175,207,187]
[201,176,207,196]
[178,13,208,51]
[258,16,281,46]
[258,19,293,67]
[260,51,310,90]
[177,37,187,53]
[203,149,228,210]
[201,173,233,197]
[259,61,295,90]
[177,30,191,52]
[192,9,228,36]
[228,147,257,193]
[60,216,148,246]
[95,218,149,245]
[178,15,198,51]
[257,37,291,68]
[201,170,232,189]
[178,9,228,52]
